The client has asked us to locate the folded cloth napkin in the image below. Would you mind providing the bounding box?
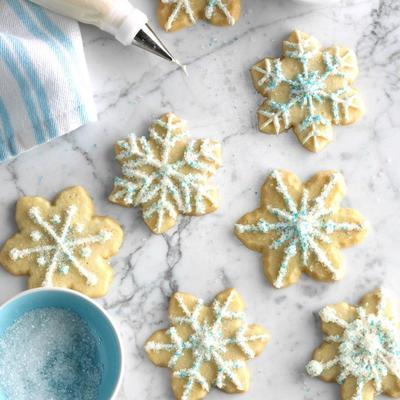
[0,0,97,163]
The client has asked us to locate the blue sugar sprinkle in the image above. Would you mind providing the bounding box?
[0,308,103,400]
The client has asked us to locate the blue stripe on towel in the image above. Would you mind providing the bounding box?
[7,0,88,124]
[0,35,46,144]
[29,5,90,125]
[0,98,17,157]
[28,4,73,49]
[0,127,6,160]
[8,36,58,139]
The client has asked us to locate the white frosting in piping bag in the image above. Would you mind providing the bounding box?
[27,0,148,45]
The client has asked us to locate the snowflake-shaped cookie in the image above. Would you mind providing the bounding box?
[235,170,368,289]
[0,187,123,297]
[109,113,222,234]
[145,288,269,400]
[307,289,400,400]
[158,0,241,32]
[251,30,364,152]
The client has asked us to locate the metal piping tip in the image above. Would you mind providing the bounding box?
[172,58,189,76]
[133,23,185,71]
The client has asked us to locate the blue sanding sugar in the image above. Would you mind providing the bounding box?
[0,307,103,400]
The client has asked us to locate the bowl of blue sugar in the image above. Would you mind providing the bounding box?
[0,288,123,400]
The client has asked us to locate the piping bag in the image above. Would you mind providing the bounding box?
[28,0,183,66]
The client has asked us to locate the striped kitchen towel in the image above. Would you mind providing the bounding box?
[0,0,97,163]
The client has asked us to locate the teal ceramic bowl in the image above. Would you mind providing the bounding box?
[0,288,124,400]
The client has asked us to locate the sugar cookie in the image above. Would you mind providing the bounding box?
[307,288,400,400]
[251,30,364,152]
[0,186,123,297]
[235,169,368,288]
[145,288,270,400]
[109,113,221,234]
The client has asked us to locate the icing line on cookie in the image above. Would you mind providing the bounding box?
[162,0,196,31]
[205,0,235,25]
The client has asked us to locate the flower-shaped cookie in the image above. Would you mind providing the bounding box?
[109,113,222,234]
[158,0,241,32]
[145,288,270,400]
[307,289,400,400]
[0,187,123,297]
[251,30,364,152]
[235,170,368,289]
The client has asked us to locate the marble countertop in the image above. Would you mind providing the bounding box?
[0,0,399,398]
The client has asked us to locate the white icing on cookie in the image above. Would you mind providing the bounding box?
[162,0,235,31]
[162,0,196,31]
[9,206,112,287]
[205,0,235,25]
[30,231,42,242]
